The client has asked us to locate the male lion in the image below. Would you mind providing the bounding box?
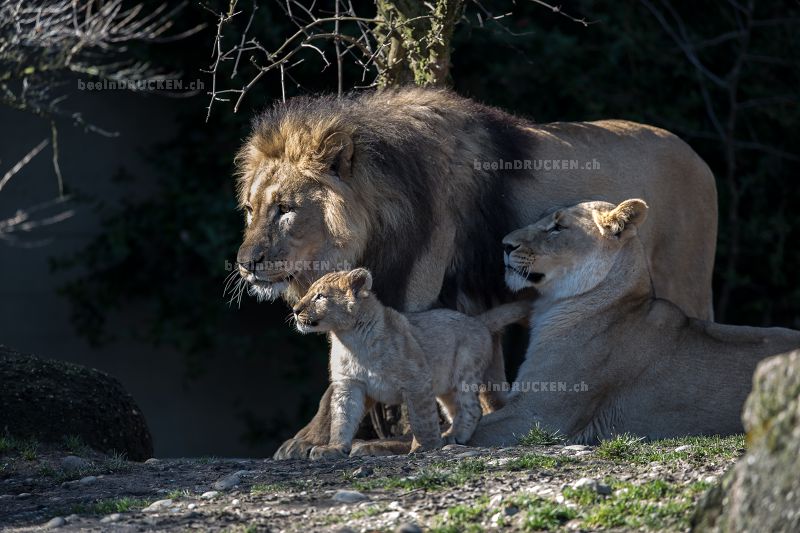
[234,87,718,459]
[469,199,800,445]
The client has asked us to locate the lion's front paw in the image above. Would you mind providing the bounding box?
[309,444,350,461]
[273,438,315,460]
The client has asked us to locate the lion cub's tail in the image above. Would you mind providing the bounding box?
[477,301,531,333]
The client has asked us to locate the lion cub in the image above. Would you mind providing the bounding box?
[292,268,529,460]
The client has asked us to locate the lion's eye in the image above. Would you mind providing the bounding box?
[244,203,253,215]
[278,203,293,215]
[314,293,325,301]
[548,223,565,233]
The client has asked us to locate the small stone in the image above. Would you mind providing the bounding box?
[571,477,599,490]
[564,445,590,452]
[352,465,373,478]
[395,524,423,533]
[442,444,469,451]
[44,517,66,529]
[144,458,161,465]
[142,499,172,512]
[213,473,241,490]
[201,491,219,499]
[231,498,240,506]
[332,489,368,503]
[489,493,504,507]
[78,476,97,485]
[455,450,481,458]
[64,515,79,522]
[187,503,196,510]
[100,513,122,523]
[61,456,89,472]
[674,445,692,453]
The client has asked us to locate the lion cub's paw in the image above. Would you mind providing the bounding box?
[309,444,350,461]
[273,438,315,460]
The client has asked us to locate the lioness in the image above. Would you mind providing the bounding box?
[469,199,800,445]
[234,87,718,458]
[292,268,530,459]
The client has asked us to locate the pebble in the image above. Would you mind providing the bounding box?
[231,498,240,506]
[187,503,197,510]
[395,524,423,533]
[144,458,161,465]
[78,476,97,485]
[213,474,241,490]
[142,499,173,513]
[352,465,373,478]
[44,517,66,529]
[61,456,89,472]
[332,489,368,503]
[564,445,590,452]
[201,491,219,499]
[570,477,612,495]
[455,450,481,458]
[674,445,692,453]
[100,513,122,523]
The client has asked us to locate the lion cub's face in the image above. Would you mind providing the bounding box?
[292,268,373,334]
[502,199,648,298]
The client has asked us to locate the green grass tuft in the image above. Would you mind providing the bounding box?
[517,423,565,446]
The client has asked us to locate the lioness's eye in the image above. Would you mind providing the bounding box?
[547,223,565,233]
[244,202,253,214]
[278,203,293,214]
[314,293,325,301]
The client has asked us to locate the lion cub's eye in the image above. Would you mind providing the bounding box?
[314,293,325,301]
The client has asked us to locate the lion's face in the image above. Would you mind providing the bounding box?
[502,199,648,299]
[235,128,363,303]
[292,269,372,333]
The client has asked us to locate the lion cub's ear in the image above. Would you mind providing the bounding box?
[322,132,354,181]
[347,268,373,297]
[593,199,649,239]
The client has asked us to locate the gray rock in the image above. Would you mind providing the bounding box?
[352,465,373,478]
[44,517,66,529]
[144,458,160,465]
[332,489,368,503]
[455,450,481,458]
[570,477,611,495]
[200,490,219,499]
[78,476,97,485]
[100,513,122,523]
[17,492,32,499]
[395,525,423,533]
[61,456,89,472]
[142,499,172,513]
[564,445,590,452]
[674,445,692,453]
[693,349,800,532]
[213,473,240,490]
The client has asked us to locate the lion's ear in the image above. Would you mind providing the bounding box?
[348,268,373,297]
[322,132,354,180]
[593,199,649,239]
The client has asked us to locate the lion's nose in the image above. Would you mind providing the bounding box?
[292,304,303,315]
[503,243,520,255]
[237,242,265,268]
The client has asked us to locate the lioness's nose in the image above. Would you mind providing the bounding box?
[504,243,520,255]
[292,304,303,315]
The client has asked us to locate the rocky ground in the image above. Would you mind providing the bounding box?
[0,432,745,532]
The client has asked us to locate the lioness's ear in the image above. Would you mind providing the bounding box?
[348,268,372,297]
[322,132,354,180]
[593,199,649,239]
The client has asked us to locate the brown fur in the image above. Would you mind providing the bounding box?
[232,88,719,459]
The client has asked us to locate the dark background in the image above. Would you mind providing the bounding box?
[1,0,797,457]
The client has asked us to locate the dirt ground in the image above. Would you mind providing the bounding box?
[0,437,743,532]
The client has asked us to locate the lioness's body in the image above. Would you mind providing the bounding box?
[471,200,800,445]
[292,269,530,459]
[234,88,718,458]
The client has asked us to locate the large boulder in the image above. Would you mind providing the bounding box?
[693,349,800,532]
[0,345,153,461]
